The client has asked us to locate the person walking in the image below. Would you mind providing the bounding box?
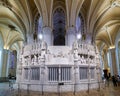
[112,75,117,87]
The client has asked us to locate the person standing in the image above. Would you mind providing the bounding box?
[112,75,117,87]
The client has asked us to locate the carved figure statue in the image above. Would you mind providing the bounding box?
[34,55,37,65]
[28,56,31,65]
[24,58,27,65]
[83,57,86,64]
[38,55,41,64]
[32,58,34,65]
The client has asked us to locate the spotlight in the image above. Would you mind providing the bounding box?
[38,34,43,40]
[77,34,81,39]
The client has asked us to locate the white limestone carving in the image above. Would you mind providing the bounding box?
[42,27,52,46]
[38,54,41,64]
[34,55,38,65]
[28,56,31,65]
[81,56,84,64]
[32,58,34,65]
[67,27,76,46]
[17,39,101,92]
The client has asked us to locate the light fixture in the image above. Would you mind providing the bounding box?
[38,33,43,40]
[77,33,81,40]
[4,46,9,50]
[109,46,115,49]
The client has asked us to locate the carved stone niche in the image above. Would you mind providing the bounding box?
[41,41,47,50]
[73,40,78,50]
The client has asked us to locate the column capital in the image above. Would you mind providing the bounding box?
[67,26,76,34]
[108,47,116,53]
[27,33,33,44]
[3,49,10,54]
[42,26,52,33]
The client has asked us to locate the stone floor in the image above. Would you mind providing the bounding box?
[0,81,120,96]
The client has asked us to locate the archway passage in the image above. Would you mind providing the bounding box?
[53,8,65,46]
[54,35,65,45]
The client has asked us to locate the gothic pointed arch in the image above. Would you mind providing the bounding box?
[53,7,66,45]
[33,13,43,41]
[76,13,86,40]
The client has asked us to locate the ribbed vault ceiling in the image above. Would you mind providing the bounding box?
[0,0,120,51]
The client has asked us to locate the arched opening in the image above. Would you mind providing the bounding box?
[53,8,65,45]
[76,13,85,40]
[34,14,43,41]
[76,16,81,33]
[37,16,43,40]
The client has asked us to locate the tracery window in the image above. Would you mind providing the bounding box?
[34,14,43,40]
[38,17,43,34]
[76,16,81,32]
[76,13,85,40]
[53,8,66,45]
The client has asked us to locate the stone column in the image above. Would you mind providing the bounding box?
[107,49,113,76]
[74,60,79,93]
[108,48,117,75]
[27,33,33,44]
[6,51,11,77]
[16,52,22,83]
[99,51,104,75]
[66,27,76,47]
[86,33,92,43]
[40,55,45,94]
[42,27,52,46]
[102,50,108,69]
[0,49,3,77]
[73,45,79,94]
[115,42,120,75]
[1,49,10,77]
